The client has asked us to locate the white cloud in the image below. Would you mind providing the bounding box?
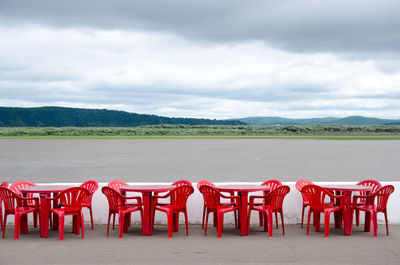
[1,25,400,119]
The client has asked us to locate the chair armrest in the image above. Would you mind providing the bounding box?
[153,192,171,199]
[331,194,345,208]
[124,196,142,207]
[249,195,266,208]
[22,197,39,209]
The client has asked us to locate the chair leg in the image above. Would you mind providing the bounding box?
[301,205,305,228]
[259,212,263,227]
[213,212,217,227]
[107,211,111,237]
[89,206,94,230]
[372,211,377,237]
[204,209,209,236]
[307,210,312,235]
[384,210,389,236]
[247,209,252,232]
[234,210,238,229]
[184,210,189,236]
[2,214,8,238]
[280,211,285,235]
[201,204,206,229]
[112,213,116,230]
[267,210,273,237]
[173,212,179,232]
[118,213,124,238]
[81,211,85,239]
[314,212,321,232]
[167,212,173,238]
[58,213,65,241]
[324,212,330,237]
[33,212,38,228]
[14,213,21,240]
[275,212,279,229]
[217,212,223,238]
[355,209,360,226]
[0,208,3,232]
[139,208,144,236]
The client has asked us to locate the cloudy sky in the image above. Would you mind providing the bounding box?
[1,0,400,119]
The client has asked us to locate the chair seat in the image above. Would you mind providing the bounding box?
[10,206,37,215]
[81,202,92,207]
[354,204,377,212]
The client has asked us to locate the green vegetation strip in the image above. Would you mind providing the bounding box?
[1,135,400,140]
[1,125,400,139]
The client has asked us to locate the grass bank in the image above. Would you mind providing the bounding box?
[1,125,400,140]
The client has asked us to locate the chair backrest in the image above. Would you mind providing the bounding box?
[296,179,314,203]
[264,185,290,210]
[0,181,9,188]
[356,180,382,203]
[261,180,282,194]
[170,185,194,210]
[295,179,313,192]
[9,181,36,195]
[9,181,37,203]
[0,187,23,212]
[199,185,221,211]
[102,186,124,212]
[53,187,89,213]
[301,184,334,212]
[107,180,128,193]
[369,185,395,211]
[172,180,193,187]
[197,180,215,190]
[80,180,99,204]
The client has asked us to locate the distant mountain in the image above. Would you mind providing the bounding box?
[0,106,244,127]
[236,116,400,125]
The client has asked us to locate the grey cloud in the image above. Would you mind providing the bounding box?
[1,0,400,55]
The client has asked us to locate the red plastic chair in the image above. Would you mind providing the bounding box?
[79,180,99,230]
[107,180,137,229]
[354,180,382,226]
[46,187,89,241]
[255,180,283,227]
[107,180,128,193]
[9,181,38,228]
[152,179,193,227]
[248,185,290,237]
[151,185,194,238]
[295,179,314,228]
[101,186,143,238]
[301,184,344,237]
[0,187,39,240]
[0,181,9,231]
[353,185,394,237]
[197,180,238,229]
[199,185,239,238]
[172,180,193,187]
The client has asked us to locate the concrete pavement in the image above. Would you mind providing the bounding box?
[1,224,399,265]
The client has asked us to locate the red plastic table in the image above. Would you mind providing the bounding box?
[321,184,372,235]
[120,185,173,236]
[215,184,270,236]
[20,185,71,238]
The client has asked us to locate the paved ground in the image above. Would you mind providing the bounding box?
[1,224,399,265]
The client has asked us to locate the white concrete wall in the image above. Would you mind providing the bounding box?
[7,182,400,226]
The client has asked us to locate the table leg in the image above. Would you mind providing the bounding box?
[334,191,343,228]
[364,212,371,232]
[142,192,152,236]
[20,192,28,234]
[238,192,249,236]
[173,213,179,232]
[342,191,352,235]
[39,194,48,238]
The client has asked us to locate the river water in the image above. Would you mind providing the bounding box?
[0,139,398,183]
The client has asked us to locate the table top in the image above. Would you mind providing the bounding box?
[121,185,173,193]
[216,184,270,193]
[321,184,372,192]
[20,185,72,193]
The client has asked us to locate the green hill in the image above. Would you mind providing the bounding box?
[0,106,244,127]
[236,116,400,125]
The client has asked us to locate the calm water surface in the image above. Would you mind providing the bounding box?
[0,139,399,183]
